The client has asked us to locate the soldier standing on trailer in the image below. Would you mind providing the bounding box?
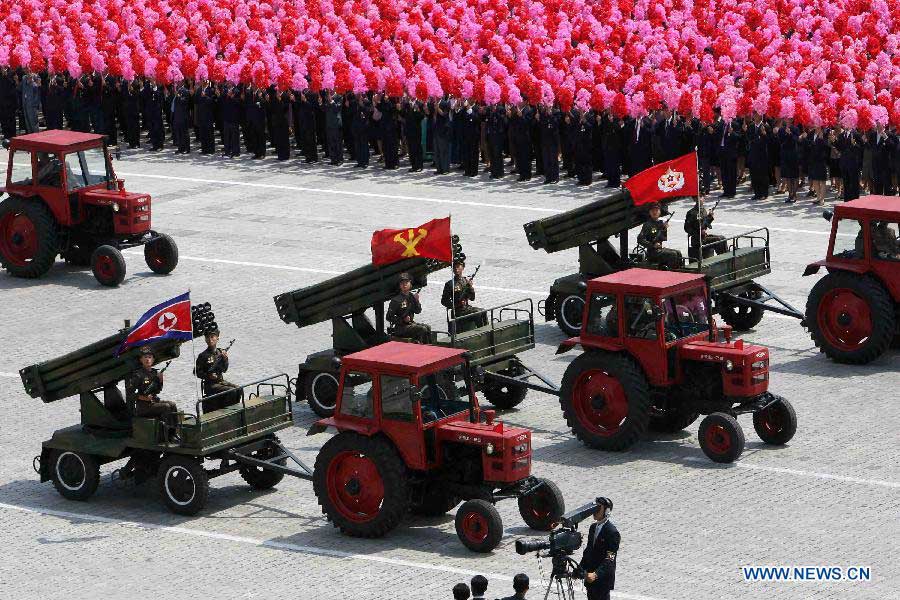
[195,329,240,413]
[638,202,682,269]
[684,198,727,260]
[126,347,179,442]
[441,258,486,332]
[579,497,619,600]
[387,273,431,343]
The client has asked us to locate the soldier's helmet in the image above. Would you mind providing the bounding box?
[398,272,413,284]
[453,257,466,268]
[138,346,155,357]
[204,327,220,337]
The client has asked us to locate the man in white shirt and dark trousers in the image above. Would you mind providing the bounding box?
[578,497,620,600]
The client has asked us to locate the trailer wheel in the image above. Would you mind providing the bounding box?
[239,436,287,490]
[482,372,528,410]
[718,292,764,331]
[806,272,895,364]
[698,413,745,463]
[518,478,565,531]
[314,432,409,538]
[555,294,585,337]
[455,499,503,552]
[411,483,460,516]
[305,371,340,417]
[648,408,700,433]
[144,233,179,274]
[50,451,100,501]
[559,351,650,451]
[158,455,209,515]
[753,398,797,446]
[91,245,126,287]
[0,195,59,278]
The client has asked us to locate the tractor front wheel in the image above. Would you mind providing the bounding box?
[157,455,209,515]
[518,478,565,531]
[314,432,409,538]
[555,294,585,337]
[806,272,895,364]
[145,233,179,274]
[50,450,100,501]
[91,245,126,287]
[0,195,59,278]
[304,371,340,418]
[455,499,503,552]
[753,398,798,445]
[559,351,651,451]
[698,413,745,463]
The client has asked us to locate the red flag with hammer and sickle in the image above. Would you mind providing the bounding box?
[371,217,452,266]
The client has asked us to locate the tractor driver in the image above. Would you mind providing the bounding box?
[441,257,486,332]
[126,347,180,443]
[195,328,241,413]
[387,272,431,343]
[872,221,900,260]
[637,202,682,270]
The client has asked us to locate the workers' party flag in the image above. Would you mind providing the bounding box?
[624,152,699,206]
[371,217,453,266]
[116,292,193,356]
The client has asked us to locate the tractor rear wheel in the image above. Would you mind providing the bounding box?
[648,408,700,433]
[482,371,528,410]
[411,483,460,516]
[0,195,59,278]
[455,499,503,552]
[806,272,895,364]
[239,436,287,490]
[144,233,179,274]
[753,398,797,445]
[50,450,100,501]
[559,351,650,451]
[518,478,565,531]
[304,371,340,417]
[718,291,765,331]
[314,432,409,538]
[555,294,585,337]
[698,413,745,463]
[157,455,209,515]
[91,245,126,286]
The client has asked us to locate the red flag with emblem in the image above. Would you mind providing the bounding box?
[115,292,193,355]
[624,152,699,206]
[371,217,452,266]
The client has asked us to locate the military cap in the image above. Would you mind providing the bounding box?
[138,346,155,357]
[453,257,466,267]
[398,272,413,283]
[204,327,220,337]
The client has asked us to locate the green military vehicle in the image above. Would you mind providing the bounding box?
[523,190,803,336]
[274,240,557,417]
[24,304,296,515]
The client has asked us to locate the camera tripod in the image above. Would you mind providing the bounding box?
[539,553,581,600]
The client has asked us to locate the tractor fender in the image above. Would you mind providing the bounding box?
[804,260,870,277]
[555,337,580,355]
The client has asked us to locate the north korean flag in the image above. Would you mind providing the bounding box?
[115,292,193,356]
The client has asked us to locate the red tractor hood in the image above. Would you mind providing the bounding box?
[81,188,150,204]
[679,339,769,365]
[435,419,531,451]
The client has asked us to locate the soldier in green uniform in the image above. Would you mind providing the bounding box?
[126,347,180,442]
[637,202,682,270]
[195,329,241,412]
[441,258,486,333]
[684,198,727,260]
[872,221,900,259]
[387,273,431,343]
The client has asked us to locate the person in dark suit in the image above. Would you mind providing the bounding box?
[539,105,561,184]
[574,111,594,186]
[221,86,242,158]
[499,573,529,600]
[837,129,862,202]
[869,125,894,195]
[487,104,508,179]
[171,84,191,154]
[403,97,425,172]
[470,575,488,600]
[578,497,619,600]
[746,117,770,199]
[625,115,652,176]
[601,113,624,188]
[805,126,829,205]
[777,120,800,202]
[452,582,470,600]
[717,118,741,197]
[459,100,481,177]
[510,104,533,181]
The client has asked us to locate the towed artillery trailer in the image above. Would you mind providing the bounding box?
[803,196,900,364]
[523,190,803,336]
[1,130,177,286]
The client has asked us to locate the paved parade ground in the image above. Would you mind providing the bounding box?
[1,148,898,600]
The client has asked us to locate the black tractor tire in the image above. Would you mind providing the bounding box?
[304,370,340,418]
[718,292,765,331]
[559,351,651,451]
[555,293,586,337]
[314,432,409,538]
[157,455,209,515]
[806,272,895,365]
[753,398,798,446]
[144,233,179,274]
[518,478,565,531]
[482,372,528,410]
[239,436,287,490]
[455,499,504,553]
[698,413,745,463]
[411,483,460,517]
[648,408,700,433]
[62,244,96,266]
[0,195,59,278]
[91,245,126,287]
[50,450,100,501]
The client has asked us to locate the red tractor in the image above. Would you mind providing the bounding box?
[556,269,797,463]
[0,130,177,286]
[307,341,565,552]
[803,196,900,364]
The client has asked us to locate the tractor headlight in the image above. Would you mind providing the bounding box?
[724,360,734,372]
[485,443,495,455]
[752,360,767,370]
[111,202,120,212]
[514,443,529,454]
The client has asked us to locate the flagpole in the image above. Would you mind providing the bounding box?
[188,289,201,407]
[696,149,704,260]
[449,214,456,340]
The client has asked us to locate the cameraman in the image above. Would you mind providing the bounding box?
[578,498,619,600]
